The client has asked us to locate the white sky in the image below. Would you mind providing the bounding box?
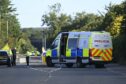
[11,0,124,28]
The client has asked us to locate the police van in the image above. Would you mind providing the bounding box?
[45,31,112,68]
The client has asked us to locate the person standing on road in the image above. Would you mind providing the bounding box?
[26,51,30,66]
[12,48,17,66]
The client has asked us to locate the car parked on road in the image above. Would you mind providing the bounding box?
[0,50,12,67]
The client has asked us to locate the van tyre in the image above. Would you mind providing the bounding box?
[80,64,86,68]
[66,63,73,68]
[76,57,86,68]
[46,57,54,67]
[76,62,86,68]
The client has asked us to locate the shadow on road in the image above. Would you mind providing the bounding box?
[13,64,47,68]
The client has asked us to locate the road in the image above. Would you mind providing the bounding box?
[0,63,126,84]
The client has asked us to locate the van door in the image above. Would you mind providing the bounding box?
[78,38,89,57]
[50,39,60,63]
[78,32,91,63]
[67,38,78,57]
[91,32,112,62]
[101,33,113,61]
[60,33,68,62]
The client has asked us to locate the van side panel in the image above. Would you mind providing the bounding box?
[52,49,57,57]
[71,49,77,58]
[77,32,91,63]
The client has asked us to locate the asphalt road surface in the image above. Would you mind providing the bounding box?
[0,63,126,84]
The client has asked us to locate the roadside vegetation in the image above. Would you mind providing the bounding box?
[0,0,126,64]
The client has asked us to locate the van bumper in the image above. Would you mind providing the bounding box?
[89,57,112,64]
[51,57,77,63]
[90,60,112,64]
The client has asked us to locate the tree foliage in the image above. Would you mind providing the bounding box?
[0,0,33,53]
[105,15,123,37]
[42,3,72,38]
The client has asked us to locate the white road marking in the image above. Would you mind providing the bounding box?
[30,67,48,73]
[29,65,63,82]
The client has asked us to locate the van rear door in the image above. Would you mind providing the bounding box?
[91,32,112,61]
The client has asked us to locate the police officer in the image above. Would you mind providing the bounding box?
[26,51,30,66]
[12,48,16,66]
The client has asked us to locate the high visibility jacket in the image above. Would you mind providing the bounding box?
[26,51,32,57]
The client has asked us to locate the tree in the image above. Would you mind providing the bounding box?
[0,0,32,54]
[0,0,20,49]
[42,3,71,37]
[62,12,104,31]
[106,16,123,37]
[17,32,34,53]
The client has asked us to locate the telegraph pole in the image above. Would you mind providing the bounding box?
[0,14,1,32]
[41,28,47,51]
[7,20,8,39]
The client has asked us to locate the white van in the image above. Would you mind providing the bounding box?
[45,31,112,68]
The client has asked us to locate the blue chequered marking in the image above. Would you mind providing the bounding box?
[71,49,77,57]
[77,49,83,57]
[52,49,57,57]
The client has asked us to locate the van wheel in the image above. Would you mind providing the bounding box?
[95,64,105,68]
[66,63,73,68]
[76,62,86,68]
[80,64,86,68]
[76,57,86,68]
[46,57,54,67]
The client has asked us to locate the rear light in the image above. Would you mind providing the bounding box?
[89,49,92,56]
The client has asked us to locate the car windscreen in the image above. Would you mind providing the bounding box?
[68,38,78,49]
[0,52,8,56]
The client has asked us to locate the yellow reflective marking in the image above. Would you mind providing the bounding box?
[103,49,112,61]
[92,48,97,55]
[92,48,101,56]
[108,48,112,56]
[103,49,110,61]
[102,53,108,61]
[46,49,51,57]
[66,49,71,57]
[105,49,112,61]
[95,49,101,56]
[83,49,89,57]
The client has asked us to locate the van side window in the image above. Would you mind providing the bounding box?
[78,39,88,48]
[68,38,78,49]
[51,39,59,49]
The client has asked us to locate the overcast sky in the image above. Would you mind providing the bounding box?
[12,0,124,28]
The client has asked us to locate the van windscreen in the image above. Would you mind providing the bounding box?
[68,38,78,49]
